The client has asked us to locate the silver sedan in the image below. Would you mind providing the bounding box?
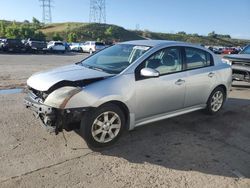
[24,40,232,148]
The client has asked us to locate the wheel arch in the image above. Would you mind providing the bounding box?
[207,84,227,104]
[99,100,130,130]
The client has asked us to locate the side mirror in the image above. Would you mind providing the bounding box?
[140,68,160,78]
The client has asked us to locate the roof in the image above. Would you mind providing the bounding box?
[121,40,185,47]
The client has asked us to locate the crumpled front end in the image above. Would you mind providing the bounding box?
[24,86,90,134]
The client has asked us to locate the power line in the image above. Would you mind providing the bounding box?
[39,0,52,24]
[89,0,106,23]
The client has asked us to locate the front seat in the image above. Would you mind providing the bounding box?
[146,59,162,69]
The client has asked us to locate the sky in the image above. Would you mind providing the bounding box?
[0,0,250,39]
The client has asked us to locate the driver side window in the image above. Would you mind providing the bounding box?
[143,47,182,75]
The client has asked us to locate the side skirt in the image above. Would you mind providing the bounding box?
[133,105,207,128]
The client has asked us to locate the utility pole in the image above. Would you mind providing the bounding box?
[89,0,106,23]
[39,0,52,24]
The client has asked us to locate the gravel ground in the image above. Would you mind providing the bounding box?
[0,54,250,188]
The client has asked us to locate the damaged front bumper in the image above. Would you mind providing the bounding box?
[24,91,90,134]
[232,64,250,82]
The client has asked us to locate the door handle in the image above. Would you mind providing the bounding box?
[175,79,185,85]
[208,72,215,78]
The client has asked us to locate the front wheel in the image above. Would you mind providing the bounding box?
[80,104,125,148]
[206,87,225,115]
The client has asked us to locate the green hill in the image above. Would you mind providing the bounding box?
[40,22,143,42]
[1,20,249,46]
[40,22,250,46]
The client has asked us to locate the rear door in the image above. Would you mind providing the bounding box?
[183,47,217,107]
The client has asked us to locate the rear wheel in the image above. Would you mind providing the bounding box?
[206,87,225,115]
[80,104,125,148]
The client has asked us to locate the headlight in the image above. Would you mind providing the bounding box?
[44,86,81,109]
[221,58,232,65]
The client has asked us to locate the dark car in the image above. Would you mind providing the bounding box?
[0,38,5,51]
[1,38,26,53]
[222,44,250,82]
[25,38,47,53]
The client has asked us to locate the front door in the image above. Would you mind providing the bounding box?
[135,47,187,121]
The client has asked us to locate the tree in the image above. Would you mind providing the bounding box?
[34,31,46,40]
[67,32,77,42]
[32,17,42,30]
[52,33,63,41]
[5,22,20,38]
[208,31,217,38]
[177,31,186,35]
[0,21,6,37]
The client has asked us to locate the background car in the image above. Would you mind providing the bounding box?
[222,47,238,54]
[0,38,4,51]
[222,44,250,82]
[1,38,26,53]
[47,41,66,53]
[25,38,47,53]
[24,40,232,148]
[81,41,106,54]
[69,42,84,52]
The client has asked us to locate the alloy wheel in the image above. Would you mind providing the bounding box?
[91,111,121,143]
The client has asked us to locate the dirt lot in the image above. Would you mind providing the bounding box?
[0,54,250,188]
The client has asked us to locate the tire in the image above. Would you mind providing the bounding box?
[80,104,125,148]
[206,87,226,115]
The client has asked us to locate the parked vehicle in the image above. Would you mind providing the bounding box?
[1,38,26,53]
[222,44,250,82]
[47,41,66,53]
[24,40,232,148]
[25,38,47,53]
[63,42,70,52]
[81,41,106,54]
[0,38,4,51]
[69,42,84,52]
[222,47,238,54]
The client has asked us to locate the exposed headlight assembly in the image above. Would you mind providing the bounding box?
[221,58,232,66]
[44,86,82,109]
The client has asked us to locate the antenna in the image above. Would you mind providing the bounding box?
[39,0,52,24]
[89,0,106,23]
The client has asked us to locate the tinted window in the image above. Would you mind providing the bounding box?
[95,42,105,46]
[55,42,63,46]
[142,47,182,75]
[7,39,22,44]
[185,47,212,70]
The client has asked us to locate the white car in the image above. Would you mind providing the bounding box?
[69,42,84,52]
[47,41,66,53]
[81,41,106,54]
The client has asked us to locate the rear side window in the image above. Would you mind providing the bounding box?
[95,42,105,46]
[185,47,213,70]
[55,42,63,46]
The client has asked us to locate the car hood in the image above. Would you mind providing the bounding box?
[224,54,250,61]
[27,64,113,91]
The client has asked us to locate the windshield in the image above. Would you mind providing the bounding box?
[80,44,150,74]
[240,45,250,54]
